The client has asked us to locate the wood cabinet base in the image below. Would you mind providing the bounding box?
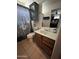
[34,33,55,57]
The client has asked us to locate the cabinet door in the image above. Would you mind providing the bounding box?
[41,42,53,56]
[34,33,42,46]
[42,36,55,49]
[34,33,55,57]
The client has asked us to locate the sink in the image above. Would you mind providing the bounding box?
[40,28,57,35]
[35,27,59,40]
[40,30,47,34]
[44,28,54,32]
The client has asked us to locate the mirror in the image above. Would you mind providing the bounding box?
[50,8,61,28]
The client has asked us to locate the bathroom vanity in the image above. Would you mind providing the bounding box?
[34,27,60,57]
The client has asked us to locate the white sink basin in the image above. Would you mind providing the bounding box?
[44,28,56,32]
[40,30,48,34]
[35,27,59,40]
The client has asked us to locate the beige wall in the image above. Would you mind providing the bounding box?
[17,0,34,8]
[35,0,61,27]
[51,29,61,59]
[17,0,45,8]
[42,0,61,27]
[42,1,61,15]
[17,0,61,28]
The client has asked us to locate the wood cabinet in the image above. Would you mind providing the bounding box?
[34,33,55,57]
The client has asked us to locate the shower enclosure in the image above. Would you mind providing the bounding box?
[17,4,31,41]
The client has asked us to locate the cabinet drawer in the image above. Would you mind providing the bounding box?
[42,36,55,48]
[41,43,53,56]
[34,33,55,57]
[34,33,41,40]
[34,33,42,46]
[42,40,53,49]
[35,33,41,38]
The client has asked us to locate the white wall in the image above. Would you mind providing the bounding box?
[42,1,61,15]
[17,0,34,8]
[17,0,61,28]
[17,0,43,30]
[51,29,61,59]
[42,0,61,27]
[17,0,45,8]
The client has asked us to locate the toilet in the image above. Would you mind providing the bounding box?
[27,21,36,39]
[27,32,35,39]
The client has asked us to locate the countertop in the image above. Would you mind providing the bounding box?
[35,27,60,41]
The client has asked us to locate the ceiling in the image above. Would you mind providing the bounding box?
[17,0,61,8]
[35,0,61,3]
[18,0,60,4]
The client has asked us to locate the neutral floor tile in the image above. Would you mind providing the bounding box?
[17,38,49,59]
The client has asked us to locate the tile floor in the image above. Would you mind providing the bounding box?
[17,38,50,59]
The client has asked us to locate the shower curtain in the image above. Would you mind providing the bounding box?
[17,4,31,39]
